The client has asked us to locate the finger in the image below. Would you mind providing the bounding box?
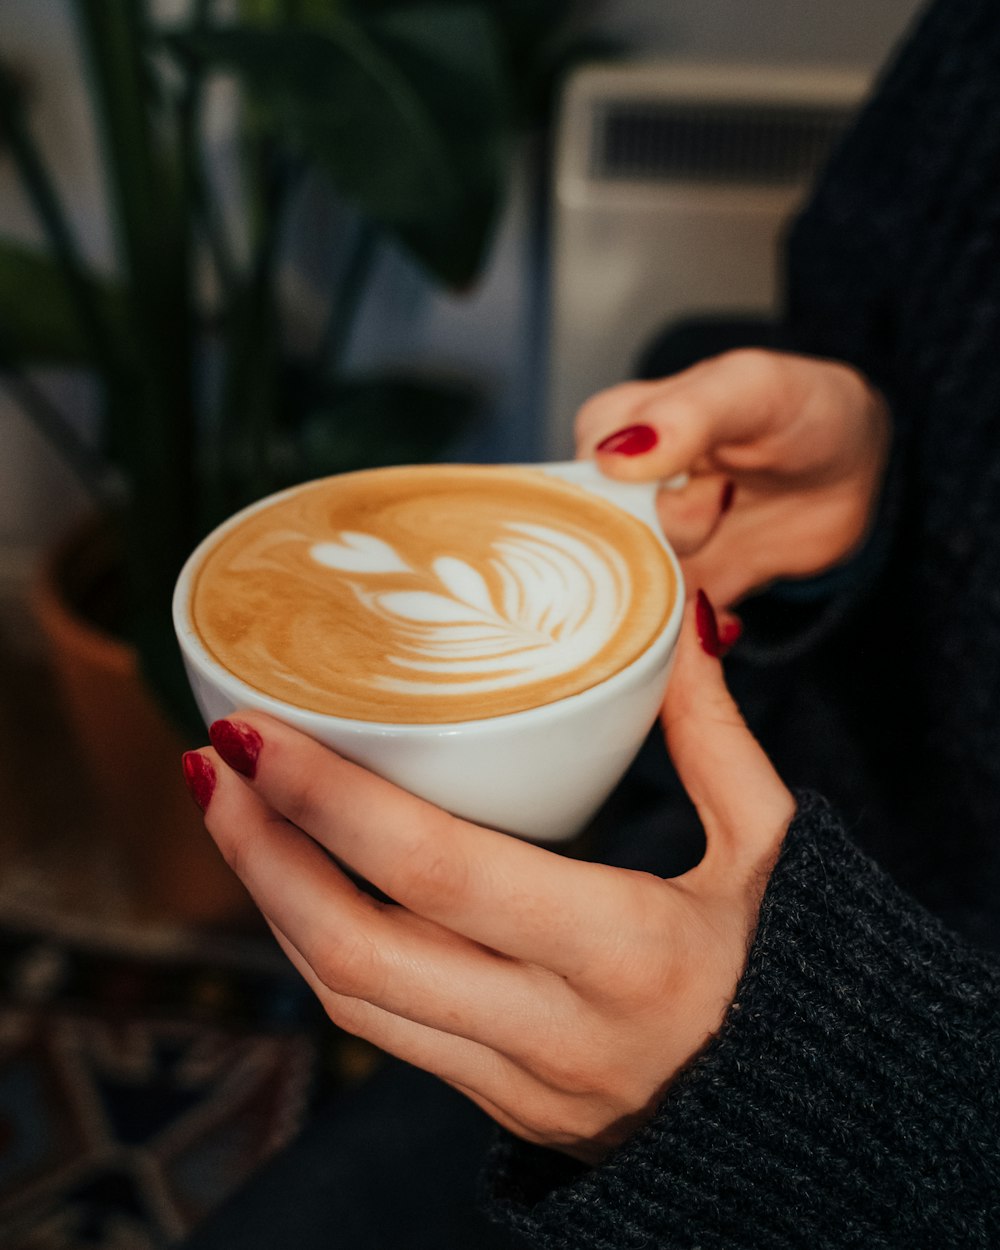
[574,380,662,454]
[678,481,873,609]
[270,919,562,1144]
[277,906,633,1158]
[676,499,784,608]
[576,350,791,482]
[208,714,643,979]
[655,474,735,558]
[660,598,795,874]
[217,715,640,975]
[201,721,638,981]
[266,917,511,1095]
[194,746,572,1055]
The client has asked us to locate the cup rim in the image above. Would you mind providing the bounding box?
[172,464,686,735]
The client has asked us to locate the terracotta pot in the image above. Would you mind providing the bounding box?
[31,519,257,931]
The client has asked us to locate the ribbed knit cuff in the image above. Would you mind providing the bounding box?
[484,794,1000,1249]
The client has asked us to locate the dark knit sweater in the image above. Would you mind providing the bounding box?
[485,0,1000,1244]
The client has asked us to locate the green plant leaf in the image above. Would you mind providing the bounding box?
[351,0,581,126]
[170,23,458,222]
[362,4,508,286]
[167,6,508,286]
[296,372,478,479]
[0,239,125,366]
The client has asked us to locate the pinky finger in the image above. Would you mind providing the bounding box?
[270,926,602,1154]
[266,918,516,1105]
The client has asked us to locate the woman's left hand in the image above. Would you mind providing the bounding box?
[183,600,794,1166]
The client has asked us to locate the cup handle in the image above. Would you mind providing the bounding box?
[534,459,677,531]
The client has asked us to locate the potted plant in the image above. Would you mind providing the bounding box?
[0,0,581,925]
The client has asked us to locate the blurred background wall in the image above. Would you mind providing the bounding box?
[0,0,925,648]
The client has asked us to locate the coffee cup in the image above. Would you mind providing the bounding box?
[172,460,684,842]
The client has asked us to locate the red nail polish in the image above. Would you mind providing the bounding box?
[719,615,743,649]
[595,424,658,456]
[720,479,736,515]
[182,751,216,811]
[696,589,740,658]
[209,719,263,779]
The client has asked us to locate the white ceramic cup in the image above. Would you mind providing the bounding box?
[172,461,684,842]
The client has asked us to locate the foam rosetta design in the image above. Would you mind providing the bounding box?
[190,465,676,722]
[310,522,630,697]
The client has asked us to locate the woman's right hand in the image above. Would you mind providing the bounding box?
[576,349,892,607]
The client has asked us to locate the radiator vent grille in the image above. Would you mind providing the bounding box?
[591,101,853,184]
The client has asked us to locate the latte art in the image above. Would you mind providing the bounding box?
[312,520,631,698]
[190,465,676,723]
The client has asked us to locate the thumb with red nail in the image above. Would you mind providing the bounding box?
[661,593,792,887]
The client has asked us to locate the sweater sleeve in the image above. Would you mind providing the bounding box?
[482,793,1000,1248]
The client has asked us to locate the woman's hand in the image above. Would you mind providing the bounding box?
[183,601,794,1166]
[577,349,892,606]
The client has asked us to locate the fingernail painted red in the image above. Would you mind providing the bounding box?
[182,751,216,811]
[209,719,263,779]
[696,592,742,658]
[719,615,743,649]
[696,588,731,658]
[720,479,736,515]
[595,424,658,456]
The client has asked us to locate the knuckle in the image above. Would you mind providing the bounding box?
[323,994,373,1037]
[528,1050,635,1135]
[310,930,382,999]
[640,390,697,429]
[720,347,796,412]
[603,945,670,1009]
[597,878,676,1002]
[533,1047,591,1095]
[719,345,780,380]
[519,1093,579,1146]
[527,1021,610,1097]
[616,955,675,1012]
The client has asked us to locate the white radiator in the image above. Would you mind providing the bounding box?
[544,61,870,457]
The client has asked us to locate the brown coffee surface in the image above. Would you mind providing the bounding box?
[190,465,676,723]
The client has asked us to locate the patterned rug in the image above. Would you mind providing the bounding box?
[0,915,355,1249]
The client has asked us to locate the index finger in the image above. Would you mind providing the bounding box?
[575,348,802,481]
[208,711,645,981]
